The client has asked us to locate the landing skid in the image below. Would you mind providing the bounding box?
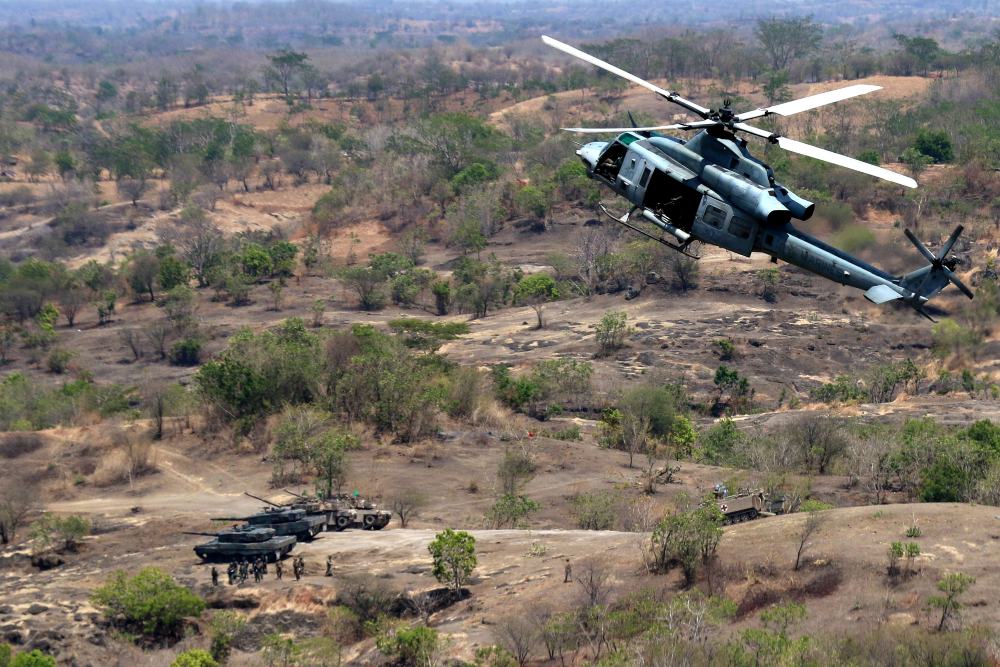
[599,204,701,259]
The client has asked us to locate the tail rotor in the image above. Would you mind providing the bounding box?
[903,225,974,300]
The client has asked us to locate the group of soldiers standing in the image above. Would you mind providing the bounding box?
[211,554,308,586]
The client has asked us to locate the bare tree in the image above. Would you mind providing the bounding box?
[119,328,144,361]
[389,487,427,528]
[793,510,825,571]
[112,424,154,490]
[158,209,223,287]
[0,486,34,545]
[116,176,151,206]
[494,614,538,667]
[144,320,171,360]
[575,557,612,608]
[786,415,846,475]
[57,286,86,327]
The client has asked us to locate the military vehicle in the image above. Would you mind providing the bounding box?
[186,525,295,562]
[542,35,972,320]
[331,493,391,530]
[712,484,768,524]
[213,493,327,541]
[283,489,358,531]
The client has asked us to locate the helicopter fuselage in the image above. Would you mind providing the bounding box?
[580,131,953,308]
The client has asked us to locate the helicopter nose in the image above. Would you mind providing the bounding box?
[576,141,607,169]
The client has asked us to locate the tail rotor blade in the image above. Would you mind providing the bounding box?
[904,228,938,265]
[938,224,964,261]
[942,266,975,299]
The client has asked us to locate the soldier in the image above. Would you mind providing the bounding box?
[294,556,303,581]
[227,561,237,585]
[275,559,283,580]
[564,559,572,583]
[211,566,219,587]
[326,555,333,577]
[239,559,249,584]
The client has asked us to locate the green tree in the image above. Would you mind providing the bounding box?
[913,129,953,163]
[929,572,975,631]
[313,430,357,499]
[755,17,823,70]
[376,626,440,667]
[91,567,205,641]
[264,49,309,103]
[647,503,723,584]
[158,255,191,291]
[485,494,539,529]
[428,529,477,594]
[127,251,161,302]
[513,273,559,329]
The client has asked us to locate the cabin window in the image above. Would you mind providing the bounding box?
[704,204,726,229]
[728,217,754,240]
[630,159,636,170]
[639,167,651,188]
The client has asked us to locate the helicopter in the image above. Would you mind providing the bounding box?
[541,35,973,319]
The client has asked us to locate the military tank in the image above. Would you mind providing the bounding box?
[283,489,358,531]
[186,525,295,562]
[712,485,767,525]
[331,493,391,530]
[213,493,328,541]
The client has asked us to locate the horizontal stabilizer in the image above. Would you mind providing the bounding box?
[864,284,903,305]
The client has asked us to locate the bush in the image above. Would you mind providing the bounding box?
[570,491,618,530]
[29,514,89,553]
[169,338,201,366]
[45,348,73,374]
[913,129,953,164]
[8,650,55,667]
[92,567,205,642]
[376,626,440,667]
[486,494,539,529]
[595,310,630,355]
[170,649,217,667]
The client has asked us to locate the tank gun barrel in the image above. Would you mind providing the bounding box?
[183,531,220,537]
[283,489,308,499]
[210,517,248,522]
[245,491,284,508]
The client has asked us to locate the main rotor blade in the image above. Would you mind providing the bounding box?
[562,120,717,134]
[904,228,938,265]
[775,136,918,188]
[938,224,964,260]
[736,84,882,122]
[541,35,711,119]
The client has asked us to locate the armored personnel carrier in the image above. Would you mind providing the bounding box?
[283,490,358,531]
[186,526,295,562]
[712,485,766,525]
[214,493,327,541]
[332,493,391,530]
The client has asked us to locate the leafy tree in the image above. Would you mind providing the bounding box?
[571,491,618,530]
[313,430,357,499]
[264,49,310,102]
[268,241,298,277]
[647,503,723,583]
[91,567,205,641]
[405,113,508,176]
[929,572,975,631]
[340,266,387,311]
[29,514,89,553]
[755,17,822,70]
[901,147,932,178]
[429,529,477,594]
[237,243,273,281]
[913,129,953,163]
[513,274,559,329]
[158,255,191,291]
[127,251,160,302]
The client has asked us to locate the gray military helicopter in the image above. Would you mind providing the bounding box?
[542,36,973,318]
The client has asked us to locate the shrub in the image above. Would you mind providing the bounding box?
[551,425,582,441]
[169,338,201,366]
[646,503,723,583]
[8,650,55,667]
[913,129,953,164]
[29,514,89,553]
[595,310,630,355]
[45,348,73,374]
[91,567,205,642]
[376,626,440,667]
[485,494,539,529]
[170,649,217,667]
[570,491,618,530]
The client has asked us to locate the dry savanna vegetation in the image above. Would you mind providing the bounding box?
[2,1,1000,665]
